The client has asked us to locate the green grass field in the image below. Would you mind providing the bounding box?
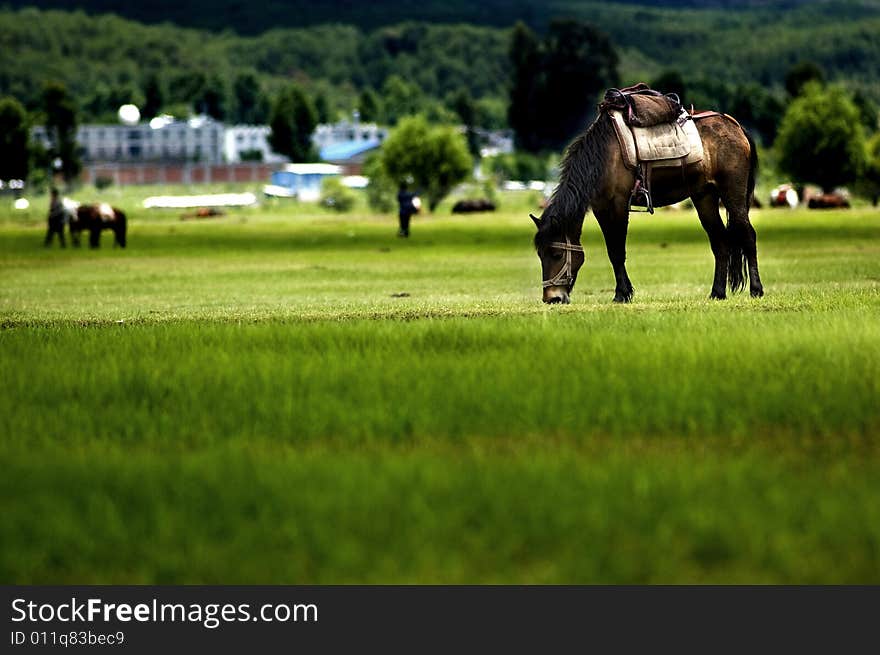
[2,193,879,583]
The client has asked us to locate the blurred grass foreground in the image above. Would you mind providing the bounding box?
[1,198,879,583]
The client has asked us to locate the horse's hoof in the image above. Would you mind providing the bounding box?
[710,290,726,300]
[751,288,764,298]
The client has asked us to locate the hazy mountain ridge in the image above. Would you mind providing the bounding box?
[4,0,878,33]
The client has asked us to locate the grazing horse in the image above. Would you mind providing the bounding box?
[70,203,127,248]
[532,108,762,303]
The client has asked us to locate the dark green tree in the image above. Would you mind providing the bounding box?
[651,70,686,104]
[450,89,480,159]
[507,21,542,153]
[42,81,81,185]
[487,151,548,182]
[314,92,331,124]
[776,84,866,193]
[858,132,880,206]
[198,74,228,120]
[268,84,318,162]
[508,20,619,153]
[0,96,30,181]
[169,71,206,110]
[730,83,785,145]
[474,97,507,130]
[785,61,824,98]
[852,90,878,132]
[142,73,164,120]
[233,72,269,124]
[377,114,472,211]
[82,83,144,122]
[358,88,382,123]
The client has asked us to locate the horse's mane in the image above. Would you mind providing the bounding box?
[535,112,615,246]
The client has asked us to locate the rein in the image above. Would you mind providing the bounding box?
[542,237,585,288]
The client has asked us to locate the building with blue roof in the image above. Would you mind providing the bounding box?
[313,116,387,173]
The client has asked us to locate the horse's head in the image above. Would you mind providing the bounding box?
[531,213,585,304]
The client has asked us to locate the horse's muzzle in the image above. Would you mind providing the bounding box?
[543,288,571,304]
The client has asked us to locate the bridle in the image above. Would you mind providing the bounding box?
[541,236,584,289]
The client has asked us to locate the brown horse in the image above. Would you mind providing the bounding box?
[70,203,127,248]
[532,110,763,303]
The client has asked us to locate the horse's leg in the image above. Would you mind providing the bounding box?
[721,191,764,298]
[90,227,100,248]
[595,206,634,303]
[693,191,728,299]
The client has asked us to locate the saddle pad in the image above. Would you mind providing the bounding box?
[98,202,115,221]
[610,111,704,169]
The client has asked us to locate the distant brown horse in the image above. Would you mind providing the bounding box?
[532,106,762,303]
[70,203,127,248]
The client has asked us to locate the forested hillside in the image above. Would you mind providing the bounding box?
[1,2,879,130]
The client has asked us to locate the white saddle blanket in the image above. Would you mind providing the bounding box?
[610,110,704,169]
[98,203,115,221]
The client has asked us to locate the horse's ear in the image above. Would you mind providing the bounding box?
[529,213,542,228]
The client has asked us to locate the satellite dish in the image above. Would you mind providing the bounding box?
[118,104,141,125]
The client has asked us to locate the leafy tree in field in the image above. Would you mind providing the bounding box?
[268,84,318,162]
[358,89,383,123]
[0,96,30,181]
[363,151,395,212]
[142,73,164,120]
[320,177,356,212]
[41,81,81,185]
[785,61,824,98]
[508,19,619,153]
[381,75,424,125]
[377,115,472,211]
[776,83,866,193]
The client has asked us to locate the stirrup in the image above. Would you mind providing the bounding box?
[629,187,654,214]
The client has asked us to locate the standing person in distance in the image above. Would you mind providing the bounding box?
[44,187,67,248]
[396,182,421,238]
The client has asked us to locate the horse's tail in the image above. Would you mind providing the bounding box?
[745,128,758,209]
[727,128,757,293]
[116,209,127,248]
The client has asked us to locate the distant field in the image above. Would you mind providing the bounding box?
[1,198,879,583]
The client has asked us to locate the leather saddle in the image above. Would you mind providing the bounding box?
[599,83,704,213]
[600,83,683,127]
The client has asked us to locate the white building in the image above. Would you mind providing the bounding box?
[224,125,286,164]
[32,116,227,164]
[312,117,387,152]
[31,113,388,166]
